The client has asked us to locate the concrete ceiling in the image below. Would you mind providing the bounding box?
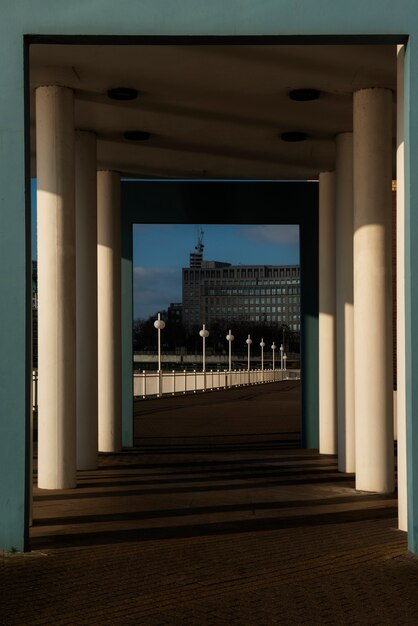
[30,44,397,180]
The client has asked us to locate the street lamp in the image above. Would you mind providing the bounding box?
[280,343,284,371]
[226,329,234,372]
[154,313,166,397]
[154,313,166,371]
[199,324,209,372]
[271,341,276,372]
[246,334,252,371]
[260,339,265,379]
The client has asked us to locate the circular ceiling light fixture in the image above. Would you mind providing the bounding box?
[123,130,151,141]
[107,87,138,101]
[289,88,320,102]
[281,131,308,142]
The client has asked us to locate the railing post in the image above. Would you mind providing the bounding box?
[143,370,146,399]
[172,369,175,396]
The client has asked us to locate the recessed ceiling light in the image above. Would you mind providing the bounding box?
[289,89,320,102]
[107,87,138,101]
[123,130,151,141]
[281,131,308,142]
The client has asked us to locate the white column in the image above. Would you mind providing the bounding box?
[76,131,98,469]
[319,171,337,454]
[354,88,394,493]
[335,133,355,473]
[36,86,76,489]
[97,170,122,452]
[397,46,407,530]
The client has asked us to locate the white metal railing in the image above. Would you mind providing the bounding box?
[31,367,300,408]
[133,368,300,399]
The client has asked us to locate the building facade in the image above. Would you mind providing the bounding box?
[167,302,183,325]
[182,251,300,330]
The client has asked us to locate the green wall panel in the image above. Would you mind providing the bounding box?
[4,1,416,38]
[404,38,418,554]
[121,215,134,447]
[0,34,29,551]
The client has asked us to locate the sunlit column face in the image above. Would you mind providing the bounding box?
[36,86,76,490]
[353,88,394,494]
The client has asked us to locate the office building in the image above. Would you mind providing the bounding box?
[182,247,300,330]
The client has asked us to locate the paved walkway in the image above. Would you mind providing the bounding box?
[2,381,418,625]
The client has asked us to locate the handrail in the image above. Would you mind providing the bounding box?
[133,368,300,399]
[31,367,300,408]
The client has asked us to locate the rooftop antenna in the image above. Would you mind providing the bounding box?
[195,225,204,254]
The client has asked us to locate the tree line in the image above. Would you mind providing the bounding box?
[133,313,300,355]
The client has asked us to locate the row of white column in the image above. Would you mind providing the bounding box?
[36,85,122,490]
[36,78,406,519]
[319,67,407,530]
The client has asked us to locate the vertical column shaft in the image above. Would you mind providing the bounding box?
[76,131,98,469]
[319,171,337,454]
[397,46,407,530]
[354,88,394,493]
[36,86,76,489]
[336,133,355,473]
[97,170,122,452]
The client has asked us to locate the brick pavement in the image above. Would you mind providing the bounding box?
[2,381,418,625]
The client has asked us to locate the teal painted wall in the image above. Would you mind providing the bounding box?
[121,216,134,447]
[2,1,415,37]
[0,32,29,552]
[1,0,418,552]
[300,208,319,449]
[404,38,418,554]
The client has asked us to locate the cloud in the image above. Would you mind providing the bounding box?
[242,225,299,246]
[133,266,182,319]
[133,224,176,234]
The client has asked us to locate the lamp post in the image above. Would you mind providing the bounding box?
[280,343,284,372]
[271,341,276,376]
[199,324,209,392]
[226,329,234,372]
[154,313,166,396]
[284,353,287,371]
[246,334,252,371]
[260,338,265,382]
[199,324,210,372]
[246,334,252,385]
[154,313,166,371]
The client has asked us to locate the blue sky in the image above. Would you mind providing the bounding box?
[133,223,299,319]
[31,180,300,319]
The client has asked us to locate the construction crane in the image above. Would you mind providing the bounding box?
[195,225,204,254]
